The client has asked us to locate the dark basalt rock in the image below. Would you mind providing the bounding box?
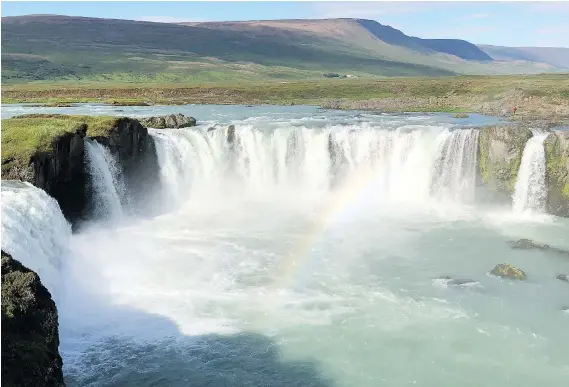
[140,114,196,129]
[31,124,88,223]
[1,251,65,387]
[91,118,161,215]
[227,125,236,145]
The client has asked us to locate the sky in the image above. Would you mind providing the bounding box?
[2,1,569,47]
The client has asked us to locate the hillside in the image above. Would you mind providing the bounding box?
[478,45,569,70]
[0,15,565,84]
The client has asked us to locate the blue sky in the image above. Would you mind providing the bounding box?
[2,1,568,47]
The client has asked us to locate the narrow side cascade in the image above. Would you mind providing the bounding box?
[84,139,125,221]
[513,130,549,213]
[0,181,71,297]
[151,125,480,206]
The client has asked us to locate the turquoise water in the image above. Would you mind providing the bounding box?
[1,104,567,387]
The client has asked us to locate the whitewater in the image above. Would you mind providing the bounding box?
[2,105,569,387]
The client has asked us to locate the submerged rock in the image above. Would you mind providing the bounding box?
[508,238,550,250]
[452,113,469,118]
[490,263,527,280]
[435,276,479,287]
[557,274,569,283]
[140,114,196,129]
[1,251,65,386]
[508,239,569,257]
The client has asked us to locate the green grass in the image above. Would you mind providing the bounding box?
[1,114,120,176]
[4,74,568,105]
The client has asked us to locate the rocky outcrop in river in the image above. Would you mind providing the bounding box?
[139,114,196,129]
[544,130,569,217]
[478,124,533,193]
[1,251,65,387]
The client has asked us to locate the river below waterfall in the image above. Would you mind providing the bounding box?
[2,105,568,386]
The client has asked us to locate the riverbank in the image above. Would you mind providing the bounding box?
[2,74,568,122]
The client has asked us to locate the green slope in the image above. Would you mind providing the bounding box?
[0,15,452,83]
[1,15,565,84]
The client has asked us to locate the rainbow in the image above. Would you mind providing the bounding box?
[271,165,382,291]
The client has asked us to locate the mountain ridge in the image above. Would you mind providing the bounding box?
[1,15,565,83]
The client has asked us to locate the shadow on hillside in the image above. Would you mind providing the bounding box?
[60,303,335,387]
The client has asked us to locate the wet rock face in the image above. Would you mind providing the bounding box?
[90,118,161,215]
[478,124,533,193]
[544,130,569,217]
[490,263,527,280]
[1,251,65,387]
[140,114,196,129]
[31,124,88,223]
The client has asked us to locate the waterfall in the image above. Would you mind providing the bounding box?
[84,140,125,221]
[1,181,71,297]
[431,129,480,202]
[512,131,549,213]
[151,125,480,206]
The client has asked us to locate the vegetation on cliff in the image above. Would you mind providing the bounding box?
[1,251,65,386]
[478,124,533,192]
[544,131,569,216]
[1,114,122,178]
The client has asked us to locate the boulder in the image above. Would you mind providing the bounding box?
[1,251,65,386]
[490,263,527,280]
[140,114,196,129]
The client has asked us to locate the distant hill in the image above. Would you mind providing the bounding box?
[0,15,565,83]
[355,19,492,61]
[478,45,569,70]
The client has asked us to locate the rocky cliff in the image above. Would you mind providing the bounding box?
[544,130,569,217]
[1,251,65,387]
[28,117,159,225]
[478,124,533,193]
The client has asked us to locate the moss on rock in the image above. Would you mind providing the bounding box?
[490,263,527,280]
[478,124,533,193]
[1,114,124,179]
[1,251,65,386]
[544,130,569,217]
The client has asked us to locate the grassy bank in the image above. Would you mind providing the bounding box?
[1,114,120,177]
[3,75,568,120]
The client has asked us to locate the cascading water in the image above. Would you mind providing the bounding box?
[1,181,71,297]
[512,130,549,213]
[4,107,568,387]
[84,139,125,221]
[150,125,480,206]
